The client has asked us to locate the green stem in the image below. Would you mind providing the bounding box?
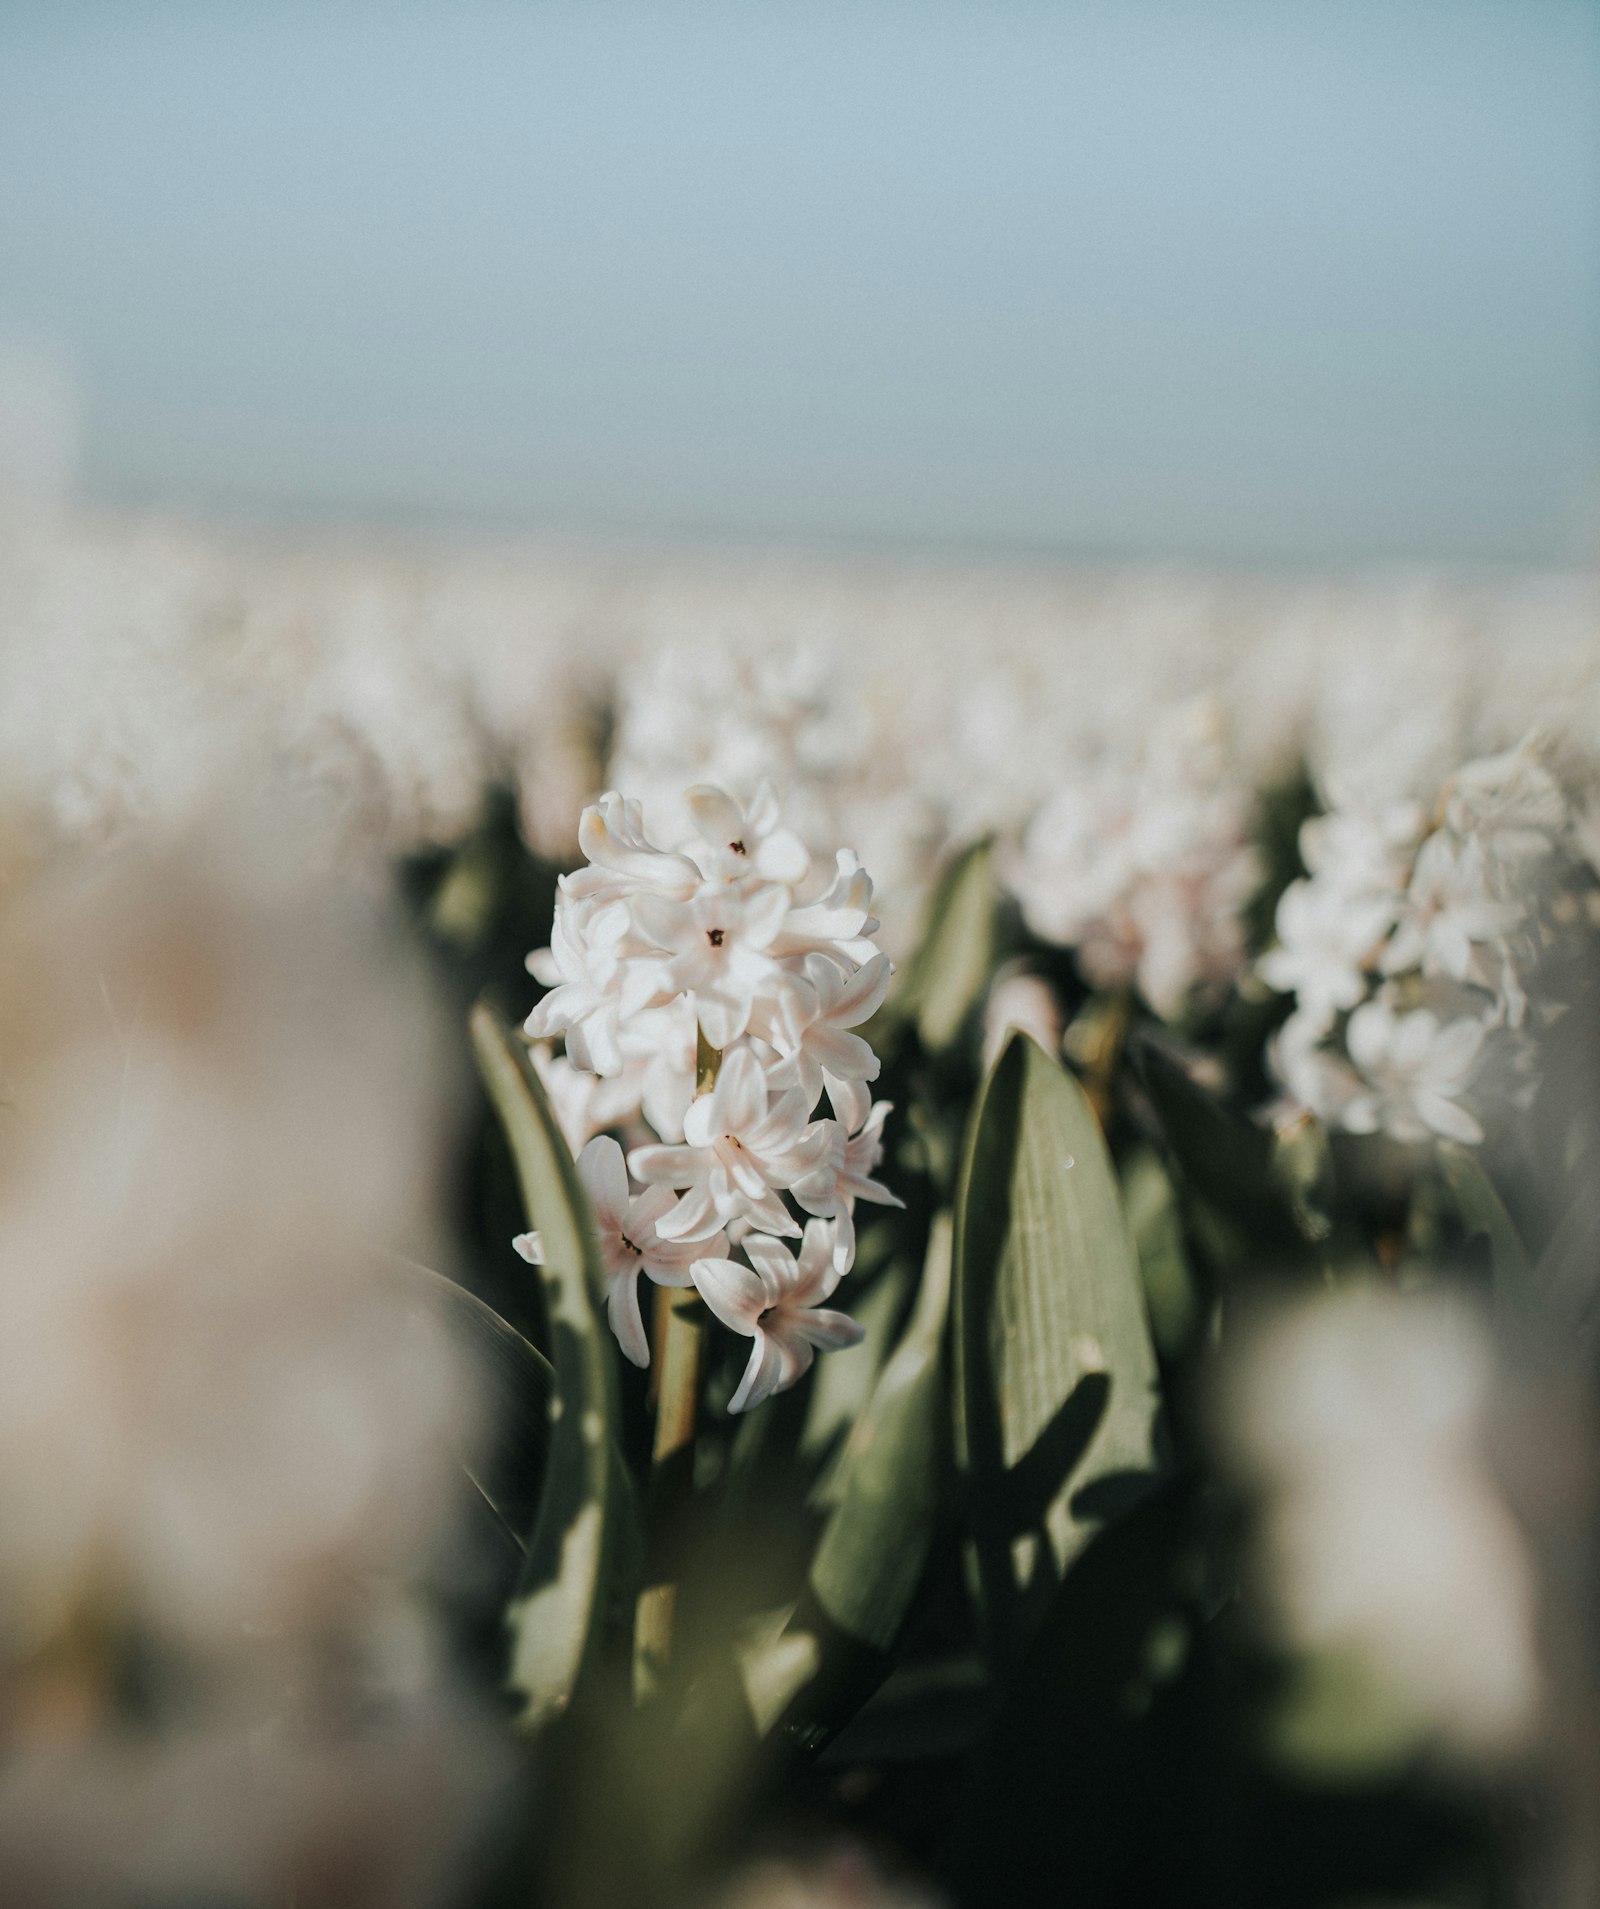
[635,1033,721,1697]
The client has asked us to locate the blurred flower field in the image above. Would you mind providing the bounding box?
[2,498,1600,1907]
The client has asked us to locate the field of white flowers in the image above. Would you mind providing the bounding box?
[3,496,1600,1907]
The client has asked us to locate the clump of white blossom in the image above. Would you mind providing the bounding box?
[1262,736,1578,1146]
[1006,698,1261,1020]
[522,783,898,1410]
[1220,1283,1541,1767]
[0,806,506,1899]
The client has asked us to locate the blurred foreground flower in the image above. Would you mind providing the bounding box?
[0,809,507,1901]
[1219,1283,1541,1771]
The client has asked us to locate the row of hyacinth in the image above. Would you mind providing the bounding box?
[1260,735,1596,1148]
[7,503,1600,1159]
[518,784,898,1410]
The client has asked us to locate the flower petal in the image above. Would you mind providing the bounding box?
[791,1306,866,1353]
[577,1134,630,1229]
[728,1330,787,1413]
[691,1255,769,1334]
[607,1269,651,1368]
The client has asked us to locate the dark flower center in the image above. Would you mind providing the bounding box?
[730,839,747,855]
[707,927,725,947]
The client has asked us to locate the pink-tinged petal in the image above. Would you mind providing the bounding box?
[523,996,565,1040]
[769,970,819,1049]
[791,1307,866,1353]
[741,1233,798,1291]
[832,953,893,1024]
[627,1142,711,1188]
[746,1085,814,1151]
[639,1237,704,1287]
[728,1331,788,1414]
[824,1074,871,1134]
[755,833,810,886]
[653,1182,725,1243]
[685,784,745,848]
[763,1318,817,1393]
[741,1185,803,1237]
[631,891,696,952]
[618,957,674,1019]
[577,1135,631,1230]
[807,1025,880,1082]
[512,1231,544,1264]
[694,990,749,1050]
[607,1270,651,1368]
[714,1046,769,1135]
[742,883,793,950]
[682,1093,717,1148]
[581,1011,626,1078]
[790,1219,840,1302]
[627,1183,681,1234]
[691,1255,769,1334]
[721,1146,772,1202]
[829,1204,857,1275]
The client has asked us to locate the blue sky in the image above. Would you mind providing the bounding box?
[1,1,1596,563]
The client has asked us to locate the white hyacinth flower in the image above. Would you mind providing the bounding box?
[523,784,891,1396]
[577,1137,725,1367]
[1342,999,1487,1147]
[766,951,892,1106]
[683,780,811,887]
[629,1047,826,1243]
[632,882,790,1049]
[791,1081,904,1274]
[691,1222,866,1413]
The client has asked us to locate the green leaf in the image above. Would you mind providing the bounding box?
[945,1486,1190,1907]
[890,839,996,1053]
[470,1000,625,1730]
[954,1032,1164,1663]
[737,1218,955,1740]
[801,1250,914,1498]
[1121,1150,1200,1363]
[1436,1141,1534,1315]
[810,1211,954,1648]
[1133,1031,1304,1259]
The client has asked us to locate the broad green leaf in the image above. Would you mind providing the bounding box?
[810,1212,954,1648]
[470,1001,624,1730]
[801,1250,913,1498]
[1133,1031,1305,1260]
[890,839,996,1053]
[1121,1150,1200,1363]
[954,1032,1163,1662]
[737,1218,955,1739]
[945,1486,1189,1906]
[1436,1141,1534,1315]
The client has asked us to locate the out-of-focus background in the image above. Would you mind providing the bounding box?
[2,0,1596,564]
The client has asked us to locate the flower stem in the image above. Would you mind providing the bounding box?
[635,1033,720,1697]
